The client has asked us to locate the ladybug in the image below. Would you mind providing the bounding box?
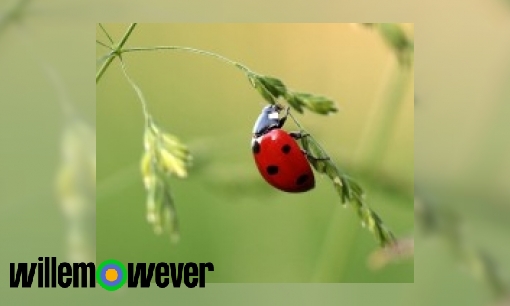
[251,104,317,193]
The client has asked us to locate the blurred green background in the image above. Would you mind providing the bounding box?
[1,0,510,304]
[96,23,414,283]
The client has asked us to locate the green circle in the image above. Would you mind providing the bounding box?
[96,259,127,291]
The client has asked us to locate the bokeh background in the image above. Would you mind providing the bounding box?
[96,23,414,283]
[1,0,510,304]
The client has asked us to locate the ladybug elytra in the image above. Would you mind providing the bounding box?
[251,104,316,193]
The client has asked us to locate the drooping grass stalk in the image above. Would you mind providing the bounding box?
[117,47,337,114]
[121,46,253,75]
[97,23,192,241]
[285,112,398,281]
[118,56,190,242]
[288,112,396,246]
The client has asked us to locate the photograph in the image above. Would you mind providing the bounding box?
[96,23,414,283]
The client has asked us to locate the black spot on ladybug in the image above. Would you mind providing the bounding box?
[296,174,309,185]
[266,165,279,175]
[252,141,261,154]
[281,144,291,154]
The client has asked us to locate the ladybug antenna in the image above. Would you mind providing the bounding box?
[274,103,284,112]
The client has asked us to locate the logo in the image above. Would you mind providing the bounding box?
[96,259,127,291]
[10,257,214,291]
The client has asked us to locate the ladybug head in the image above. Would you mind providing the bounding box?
[252,104,283,137]
[262,104,283,115]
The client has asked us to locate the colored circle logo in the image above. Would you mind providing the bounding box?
[96,259,127,291]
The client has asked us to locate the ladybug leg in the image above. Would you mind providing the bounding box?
[301,149,330,161]
[289,131,310,140]
[276,106,291,128]
[291,132,328,161]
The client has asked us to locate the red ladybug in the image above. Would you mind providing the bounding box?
[251,104,315,193]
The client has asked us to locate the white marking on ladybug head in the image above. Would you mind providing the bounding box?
[268,112,279,119]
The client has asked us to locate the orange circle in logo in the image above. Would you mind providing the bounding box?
[105,268,118,282]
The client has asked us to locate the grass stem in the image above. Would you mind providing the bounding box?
[96,23,137,83]
[118,57,151,123]
[121,46,253,74]
[98,23,114,44]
